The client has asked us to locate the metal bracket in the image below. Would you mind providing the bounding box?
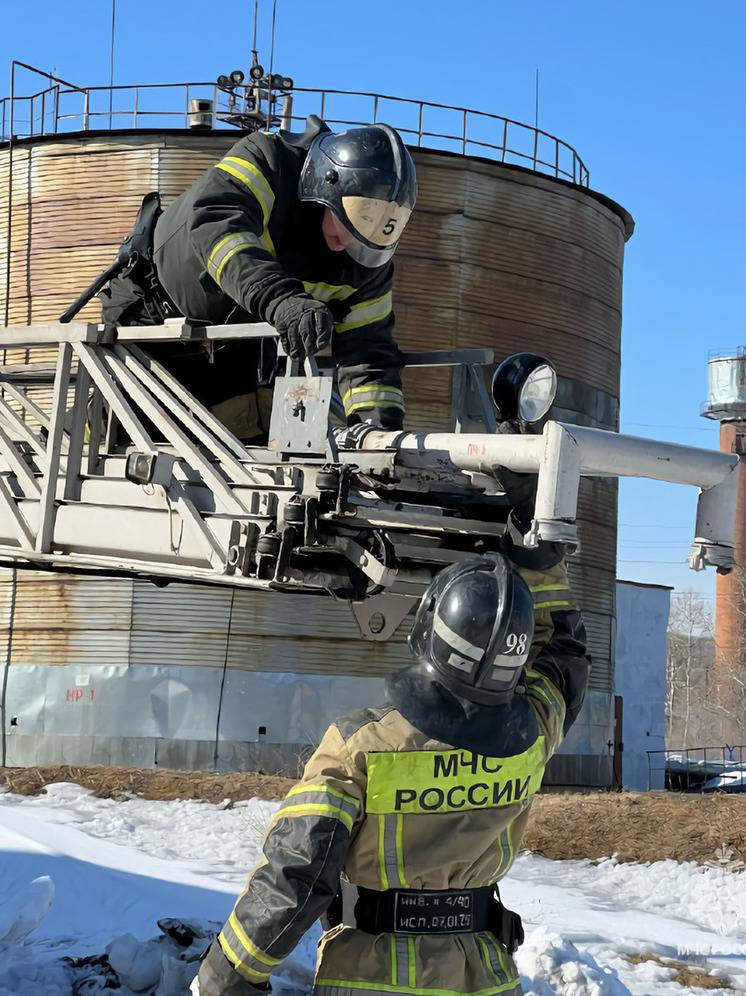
[351,591,418,641]
[325,534,397,588]
[268,375,334,454]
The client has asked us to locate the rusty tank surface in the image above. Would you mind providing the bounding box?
[0,69,633,786]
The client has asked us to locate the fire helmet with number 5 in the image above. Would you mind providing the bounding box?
[408,556,535,705]
[299,122,417,268]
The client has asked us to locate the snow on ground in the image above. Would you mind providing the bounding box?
[0,783,745,995]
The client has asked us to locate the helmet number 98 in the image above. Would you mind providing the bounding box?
[506,632,528,655]
[382,218,397,236]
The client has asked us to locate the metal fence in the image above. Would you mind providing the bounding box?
[647,745,746,791]
[0,62,590,186]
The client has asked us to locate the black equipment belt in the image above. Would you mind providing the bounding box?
[60,191,178,325]
[352,886,494,936]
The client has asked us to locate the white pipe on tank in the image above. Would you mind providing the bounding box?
[360,421,739,569]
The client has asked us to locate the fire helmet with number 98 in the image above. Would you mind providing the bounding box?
[408,556,535,705]
[299,122,417,268]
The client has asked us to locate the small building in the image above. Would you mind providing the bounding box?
[613,580,671,790]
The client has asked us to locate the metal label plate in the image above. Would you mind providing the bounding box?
[268,376,333,454]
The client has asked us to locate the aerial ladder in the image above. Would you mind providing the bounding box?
[0,319,737,639]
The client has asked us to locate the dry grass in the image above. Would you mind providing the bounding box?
[523,791,746,865]
[2,768,746,866]
[625,953,733,990]
[0,765,294,805]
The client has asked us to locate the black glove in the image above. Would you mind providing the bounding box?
[270,295,334,360]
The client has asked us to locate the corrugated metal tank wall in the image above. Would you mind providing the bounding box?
[0,131,633,785]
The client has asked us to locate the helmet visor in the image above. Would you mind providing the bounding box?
[342,196,412,247]
[327,213,397,268]
[328,197,411,268]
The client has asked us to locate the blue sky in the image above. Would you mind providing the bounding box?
[3,0,743,601]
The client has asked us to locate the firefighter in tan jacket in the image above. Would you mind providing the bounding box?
[196,554,590,996]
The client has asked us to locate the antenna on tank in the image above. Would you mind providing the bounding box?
[108,0,117,129]
[534,67,540,130]
[266,0,278,130]
[251,0,260,70]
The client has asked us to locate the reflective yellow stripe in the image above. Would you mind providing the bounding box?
[303,280,357,303]
[526,670,564,717]
[336,291,393,333]
[366,742,546,815]
[207,228,274,286]
[347,399,405,415]
[477,932,515,987]
[395,813,408,888]
[343,384,405,416]
[215,239,268,282]
[534,599,573,610]
[477,936,503,986]
[286,782,358,808]
[315,979,519,995]
[389,936,397,987]
[342,385,404,404]
[407,937,416,989]
[272,802,354,831]
[227,912,280,966]
[215,156,275,224]
[377,815,389,890]
[218,932,271,983]
[529,583,571,593]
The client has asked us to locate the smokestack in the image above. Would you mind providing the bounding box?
[702,351,746,706]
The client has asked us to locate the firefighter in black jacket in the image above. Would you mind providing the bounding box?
[99,116,416,439]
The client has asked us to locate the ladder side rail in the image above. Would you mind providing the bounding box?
[0,380,53,429]
[0,380,70,455]
[114,345,259,487]
[169,480,229,569]
[126,343,254,462]
[0,395,49,466]
[0,422,42,497]
[35,343,73,553]
[86,388,104,475]
[63,365,92,501]
[100,348,246,515]
[73,343,154,452]
[0,475,35,547]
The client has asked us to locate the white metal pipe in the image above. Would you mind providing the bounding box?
[363,422,737,489]
[362,430,546,475]
[558,423,737,488]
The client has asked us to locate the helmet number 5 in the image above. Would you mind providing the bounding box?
[506,633,528,654]
[382,218,397,236]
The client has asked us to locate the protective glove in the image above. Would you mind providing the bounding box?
[270,295,334,360]
[190,977,201,995]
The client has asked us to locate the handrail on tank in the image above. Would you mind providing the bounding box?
[0,71,590,186]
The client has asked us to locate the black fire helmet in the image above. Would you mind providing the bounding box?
[408,556,535,705]
[299,122,417,268]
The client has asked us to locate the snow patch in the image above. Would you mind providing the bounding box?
[0,785,745,995]
[0,875,54,948]
[518,928,631,994]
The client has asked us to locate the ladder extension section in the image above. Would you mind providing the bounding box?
[0,321,736,608]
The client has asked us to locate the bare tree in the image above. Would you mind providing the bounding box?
[666,592,715,746]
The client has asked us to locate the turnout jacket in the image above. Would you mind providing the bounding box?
[150,119,405,429]
[198,565,590,996]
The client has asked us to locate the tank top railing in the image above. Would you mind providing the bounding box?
[0,78,590,187]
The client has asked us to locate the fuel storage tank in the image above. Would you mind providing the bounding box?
[0,81,633,787]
